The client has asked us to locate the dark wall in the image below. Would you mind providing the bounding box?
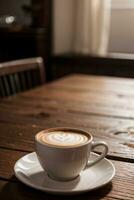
[49,54,134,81]
[0,0,31,26]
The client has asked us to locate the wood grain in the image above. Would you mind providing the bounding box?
[14,74,134,119]
[0,97,134,161]
[0,117,133,161]
[0,74,134,199]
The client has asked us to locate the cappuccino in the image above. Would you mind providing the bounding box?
[35,127,108,181]
[37,130,89,147]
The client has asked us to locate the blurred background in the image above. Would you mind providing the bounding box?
[0,0,134,81]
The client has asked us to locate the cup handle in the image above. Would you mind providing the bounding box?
[86,141,108,167]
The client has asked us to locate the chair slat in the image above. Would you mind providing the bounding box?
[0,77,6,97]
[26,70,33,89]
[2,76,10,96]
[14,74,21,92]
[32,69,40,86]
[0,57,45,98]
[19,72,27,90]
[8,74,17,94]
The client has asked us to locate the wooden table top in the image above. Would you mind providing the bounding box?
[0,74,134,200]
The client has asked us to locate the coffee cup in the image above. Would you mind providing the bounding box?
[35,127,108,181]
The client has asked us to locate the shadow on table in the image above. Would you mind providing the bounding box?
[1,175,113,200]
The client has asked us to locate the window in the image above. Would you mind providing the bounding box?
[109,0,134,53]
[112,0,134,9]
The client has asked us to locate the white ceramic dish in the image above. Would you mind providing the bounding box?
[14,152,115,195]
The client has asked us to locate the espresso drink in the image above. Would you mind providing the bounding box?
[37,130,89,147]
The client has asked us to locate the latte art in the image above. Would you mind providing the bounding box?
[37,131,89,147]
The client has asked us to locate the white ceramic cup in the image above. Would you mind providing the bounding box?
[35,127,108,181]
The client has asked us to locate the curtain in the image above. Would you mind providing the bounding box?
[73,0,111,56]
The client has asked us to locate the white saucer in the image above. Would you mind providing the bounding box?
[14,152,115,195]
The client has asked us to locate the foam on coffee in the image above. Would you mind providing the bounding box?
[37,130,89,147]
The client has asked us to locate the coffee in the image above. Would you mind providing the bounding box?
[35,127,108,181]
[37,130,89,147]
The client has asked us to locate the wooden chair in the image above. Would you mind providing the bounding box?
[0,57,46,98]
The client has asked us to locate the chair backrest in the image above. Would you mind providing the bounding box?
[0,57,46,98]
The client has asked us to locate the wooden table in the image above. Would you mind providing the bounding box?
[0,74,134,200]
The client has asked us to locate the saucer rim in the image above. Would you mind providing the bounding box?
[14,152,115,195]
